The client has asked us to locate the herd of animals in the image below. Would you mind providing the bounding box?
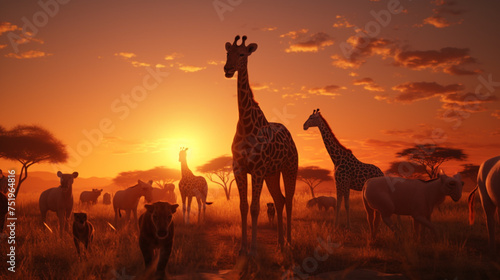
[0,35,499,279]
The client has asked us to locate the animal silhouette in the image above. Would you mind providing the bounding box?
[266,202,275,226]
[469,156,500,253]
[80,189,103,205]
[306,196,337,211]
[103,193,112,205]
[178,148,212,224]
[139,201,179,280]
[39,171,79,237]
[363,172,463,240]
[113,180,153,227]
[303,109,383,228]
[72,212,94,255]
[224,35,298,254]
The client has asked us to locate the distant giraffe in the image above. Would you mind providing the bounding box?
[178,147,212,224]
[224,35,298,254]
[303,109,383,228]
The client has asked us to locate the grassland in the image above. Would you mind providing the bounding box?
[1,191,499,280]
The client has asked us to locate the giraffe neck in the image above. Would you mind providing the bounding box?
[317,117,353,166]
[237,62,268,130]
[180,160,194,178]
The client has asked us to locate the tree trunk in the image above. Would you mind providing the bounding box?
[309,185,315,199]
[14,164,29,197]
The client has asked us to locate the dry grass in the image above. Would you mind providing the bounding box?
[1,191,500,279]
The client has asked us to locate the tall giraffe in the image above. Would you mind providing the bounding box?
[224,35,298,254]
[178,147,212,224]
[303,109,383,228]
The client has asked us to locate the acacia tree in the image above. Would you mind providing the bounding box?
[385,161,428,179]
[396,144,467,179]
[0,125,68,197]
[113,166,180,188]
[197,155,234,200]
[297,166,333,198]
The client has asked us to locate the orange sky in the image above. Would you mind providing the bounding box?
[1,0,499,181]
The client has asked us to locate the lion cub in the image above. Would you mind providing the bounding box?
[73,212,94,255]
[139,201,178,280]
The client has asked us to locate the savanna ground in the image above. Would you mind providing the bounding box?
[1,191,500,280]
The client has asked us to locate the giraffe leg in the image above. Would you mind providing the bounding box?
[197,197,202,224]
[266,173,285,249]
[181,194,187,224]
[283,169,297,246]
[250,176,264,255]
[344,191,351,229]
[187,196,193,225]
[235,172,248,255]
[335,189,344,228]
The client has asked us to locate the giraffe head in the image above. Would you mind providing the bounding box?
[303,109,323,130]
[179,147,188,163]
[224,35,258,78]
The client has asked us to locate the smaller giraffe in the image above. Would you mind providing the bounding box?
[178,148,212,224]
[304,109,383,228]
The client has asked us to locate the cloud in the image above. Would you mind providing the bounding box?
[353,77,384,92]
[280,29,308,39]
[131,61,151,67]
[115,52,136,59]
[331,36,393,69]
[307,85,343,96]
[418,0,465,28]
[332,15,355,29]
[0,44,6,49]
[282,84,344,100]
[207,60,224,66]
[253,26,277,32]
[164,52,182,61]
[492,110,500,119]
[360,138,411,149]
[5,50,52,59]
[177,64,206,73]
[285,32,333,53]
[393,47,480,75]
[391,81,463,103]
[0,22,21,36]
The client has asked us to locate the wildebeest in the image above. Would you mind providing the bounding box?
[363,172,463,239]
[72,212,94,255]
[80,189,103,205]
[139,201,178,280]
[469,156,500,252]
[39,171,79,237]
[103,192,112,205]
[151,184,176,203]
[0,192,7,234]
[306,196,337,211]
[267,203,275,225]
[113,180,153,227]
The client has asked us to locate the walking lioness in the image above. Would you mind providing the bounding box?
[139,201,179,280]
[72,212,94,255]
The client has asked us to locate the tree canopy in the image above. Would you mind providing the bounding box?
[385,161,428,179]
[113,166,180,188]
[396,144,467,179]
[297,166,333,198]
[197,155,234,200]
[0,125,68,196]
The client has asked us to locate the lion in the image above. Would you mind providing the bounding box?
[72,212,94,255]
[139,201,179,280]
